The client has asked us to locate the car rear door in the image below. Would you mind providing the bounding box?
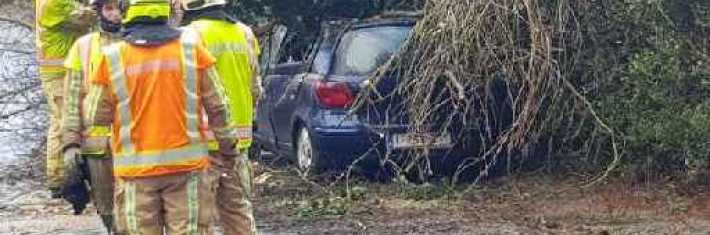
[254,25,287,150]
[270,23,344,150]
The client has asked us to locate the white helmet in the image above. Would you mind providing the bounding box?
[181,0,227,11]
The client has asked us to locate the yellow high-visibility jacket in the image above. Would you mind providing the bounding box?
[35,0,94,78]
[187,19,262,150]
[62,31,121,155]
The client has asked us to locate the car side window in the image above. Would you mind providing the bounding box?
[310,25,342,75]
[311,45,332,75]
[331,26,411,76]
[260,25,288,75]
[277,34,300,64]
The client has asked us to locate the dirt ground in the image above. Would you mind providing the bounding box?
[3,1,709,234]
[250,162,710,235]
[2,156,710,235]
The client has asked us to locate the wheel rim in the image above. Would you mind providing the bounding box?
[297,129,313,171]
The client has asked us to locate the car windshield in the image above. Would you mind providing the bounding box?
[332,26,411,76]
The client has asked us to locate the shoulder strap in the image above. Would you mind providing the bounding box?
[180,27,203,144]
[236,22,259,68]
[76,33,95,71]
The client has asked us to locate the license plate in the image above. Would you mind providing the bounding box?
[389,132,453,149]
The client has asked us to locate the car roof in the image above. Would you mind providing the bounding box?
[323,11,420,30]
[352,18,417,29]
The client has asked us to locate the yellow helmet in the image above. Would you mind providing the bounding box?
[120,0,172,25]
[181,0,227,11]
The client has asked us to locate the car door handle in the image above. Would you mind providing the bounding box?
[280,81,302,102]
[288,75,305,93]
[288,83,302,100]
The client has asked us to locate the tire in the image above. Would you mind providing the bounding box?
[295,127,322,177]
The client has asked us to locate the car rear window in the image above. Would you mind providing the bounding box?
[332,26,411,76]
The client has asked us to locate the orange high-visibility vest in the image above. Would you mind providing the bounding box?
[95,30,215,177]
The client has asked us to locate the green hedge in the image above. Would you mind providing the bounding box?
[589,0,710,176]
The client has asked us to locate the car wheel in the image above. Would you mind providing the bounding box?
[296,127,321,177]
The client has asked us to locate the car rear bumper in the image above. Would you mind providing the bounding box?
[310,127,379,159]
[309,124,472,162]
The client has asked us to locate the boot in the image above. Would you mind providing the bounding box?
[49,187,62,199]
[100,214,115,234]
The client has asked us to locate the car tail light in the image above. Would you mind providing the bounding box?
[314,80,354,108]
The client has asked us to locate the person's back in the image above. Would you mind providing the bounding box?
[84,1,238,234]
[190,19,259,146]
[93,32,214,176]
[35,0,95,197]
[182,1,261,234]
[36,0,95,72]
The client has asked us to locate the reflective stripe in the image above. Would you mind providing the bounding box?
[87,126,111,137]
[207,141,219,151]
[124,181,139,235]
[238,22,261,71]
[206,126,252,151]
[84,84,104,128]
[77,34,93,79]
[82,136,109,156]
[78,33,105,85]
[104,44,136,154]
[204,126,251,140]
[236,126,253,139]
[236,123,254,150]
[38,70,65,78]
[63,72,83,131]
[213,124,240,138]
[207,140,253,151]
[181,29,201,143]
[124,59,181,77]
[206,42,248,57]
[187,173,199,235]
[113,145,208,167]
[204,67,234,128]
[38,58,65,66]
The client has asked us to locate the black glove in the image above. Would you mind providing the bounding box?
[61,148,91,215]
[63,147,81,176]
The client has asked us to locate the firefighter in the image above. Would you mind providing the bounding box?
[181,0,261,234]
[60,0,121,233]
[66,0,238,233]
[35,0,97,198]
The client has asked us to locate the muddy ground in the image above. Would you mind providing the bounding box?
[3,2,709,235]
[1,155,710,235]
